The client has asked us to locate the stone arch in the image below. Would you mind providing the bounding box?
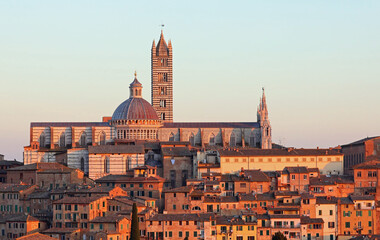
[250,131,255,147]
[39,133,46,148]
[209,133,215,145]
[169,132,175,141]
[99,131,106,145]
[59,132,66,147]
[230,132,236,147]
[189,132,195,146]
[79,131,86,147]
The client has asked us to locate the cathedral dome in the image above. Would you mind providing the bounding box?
[112,98,159,121]
[112,74,159,121]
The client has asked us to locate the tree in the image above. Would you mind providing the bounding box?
[272,232,287,240]
[130,203,140,240]
[184,237,189,240]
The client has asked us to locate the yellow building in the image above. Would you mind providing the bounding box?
[216,216,256,240]
[218,148,343,175]
[338,195,376,237]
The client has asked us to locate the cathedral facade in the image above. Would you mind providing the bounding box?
[23,32,272,178]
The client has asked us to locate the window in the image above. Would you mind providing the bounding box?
[291,175,295,180]
[328,222,335,228]
[330,210,333,215]
[104,157,110,173]
[173,205,176,210]
[303,174,307,180]
[319,210,322,215]
[345,222,350,228]
[179,232,182,237]
[357,171,361,177]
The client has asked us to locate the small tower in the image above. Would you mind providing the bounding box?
[151,30,173,122]
[130,72,142,98]
[257,88,272,149]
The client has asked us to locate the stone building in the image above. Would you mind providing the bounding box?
[23,31,272,179]
[341,136,380,175]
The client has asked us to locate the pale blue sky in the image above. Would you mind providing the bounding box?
[1,1,379,160]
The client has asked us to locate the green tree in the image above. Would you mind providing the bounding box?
[184,237,189,240]
[130,203,140,240]
[272,232,287,240]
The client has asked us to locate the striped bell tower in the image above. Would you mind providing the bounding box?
[151,30,173,122]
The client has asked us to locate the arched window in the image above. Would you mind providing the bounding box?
[192,206,201,211]
[230,132,236,147]
[250,132,255,147]
[39,133,45,148]
[189,133,195,146]
[104,157,110,173]
[80,158,85,172]
[59,133,66,147]
[80,132,86,147]
[169,132,175,142]
[209,133,215,145]
[266,127,270,136]
[99,132,106,145]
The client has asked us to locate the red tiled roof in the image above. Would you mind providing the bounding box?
[16,233,56,240]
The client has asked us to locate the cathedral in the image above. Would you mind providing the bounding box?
[23,31,272,179]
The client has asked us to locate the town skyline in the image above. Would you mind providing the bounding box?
[1,1,380,160]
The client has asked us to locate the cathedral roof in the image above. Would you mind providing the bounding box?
[112,97,159,121]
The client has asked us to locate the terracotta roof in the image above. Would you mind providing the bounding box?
[350,195,375,201]
[353,160,380,169]
[88,145,144,154]
[53,196,105,204]
[283,166,308,174]
[0,160,23,166]
[42,228,81,234]
[148,213,215,221]
[3,214,39,222]
[163,122,259,129]
[341,136,380,147]
[161,147,192,157]
[218,148,342,157]
[16,233,57,240]
[165,185,193,193]
[244,170,271,182]
[7,162,72,172]
[310,175,354,186]
[204,196,238,203]
[0,184,34,192]
[28,190,50,199]
[90,215,129,223]
[300,216,324,224]
[269,214,300,219]
[216,216,255,225]
[316,196,338,204]
[95,174,165,183]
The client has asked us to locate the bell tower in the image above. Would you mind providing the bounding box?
[151,30,173,122]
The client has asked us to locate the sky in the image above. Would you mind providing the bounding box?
[0,1,379,161]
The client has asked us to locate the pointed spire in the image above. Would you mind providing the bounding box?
[261,87,267,110]
[152,40,156,48]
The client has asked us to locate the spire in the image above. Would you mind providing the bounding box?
[152,40,156,49]
[261,87,267,110]
[156,30,168,56]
